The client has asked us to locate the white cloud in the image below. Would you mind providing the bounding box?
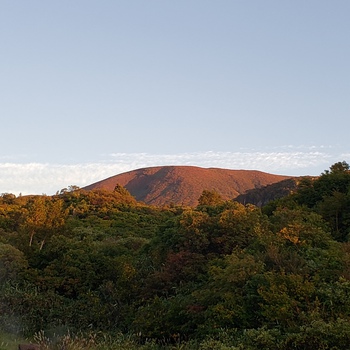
[0,149,344,196]
[108,150,333,173]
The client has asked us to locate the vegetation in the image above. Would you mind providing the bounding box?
[1,162,350,349]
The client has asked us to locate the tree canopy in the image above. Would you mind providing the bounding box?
[1,163,350,349]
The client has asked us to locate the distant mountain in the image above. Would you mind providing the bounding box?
[83,166,293,206]
[234,178,298,207]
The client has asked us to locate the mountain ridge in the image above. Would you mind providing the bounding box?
[83,165,293,206]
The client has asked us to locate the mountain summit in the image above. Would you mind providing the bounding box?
[83,166,292,206]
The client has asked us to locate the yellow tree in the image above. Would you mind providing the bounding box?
[21,196,67,249]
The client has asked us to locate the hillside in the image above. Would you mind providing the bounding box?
[235,178,299,207]
[83,165,292,206]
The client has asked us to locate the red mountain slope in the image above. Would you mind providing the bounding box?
[83,166,291,206]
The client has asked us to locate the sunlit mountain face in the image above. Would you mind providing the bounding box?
[83,165,292,206]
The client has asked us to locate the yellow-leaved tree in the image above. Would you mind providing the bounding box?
[20,196,68,250]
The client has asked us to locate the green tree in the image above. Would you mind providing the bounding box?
[196,250,265,331]
[325,160,350,174]
[0,243,28,282]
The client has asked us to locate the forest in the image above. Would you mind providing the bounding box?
[1,162,350,349]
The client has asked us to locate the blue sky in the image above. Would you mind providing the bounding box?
[1,1,349,195]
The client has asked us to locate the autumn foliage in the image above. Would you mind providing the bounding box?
[1,163,350,349]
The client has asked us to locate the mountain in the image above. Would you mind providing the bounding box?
[83,166,292,206]
[234,178,298,207]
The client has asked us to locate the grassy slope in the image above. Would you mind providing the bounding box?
[0,331,27,350]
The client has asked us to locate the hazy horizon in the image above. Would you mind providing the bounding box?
[1,147,347,196]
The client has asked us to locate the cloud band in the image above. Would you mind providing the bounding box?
[0,149,342,195]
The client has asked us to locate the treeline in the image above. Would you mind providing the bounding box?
[1,162,350,349]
